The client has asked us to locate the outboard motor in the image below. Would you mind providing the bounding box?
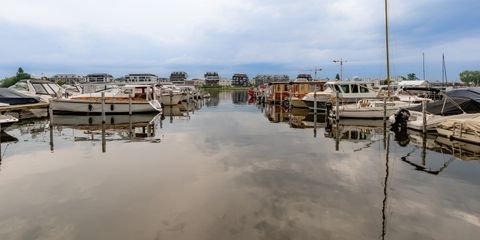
[391,108,411,146]
[391,108,410,129]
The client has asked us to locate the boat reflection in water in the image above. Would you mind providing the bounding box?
[394,129,480,176]
[264,104,290,123]
[51,113,163,152]
[163,104,191,123]
[289,107,327,129]
[0,131,18,162]
[324,119,386,151]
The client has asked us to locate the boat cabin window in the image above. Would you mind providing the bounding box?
[123,89,133,95]
[359,84,369,93]
[333,85,341,92]
[32,83,48,95]
[340,84,350,93]
[351,84,359,93]
[9,82,29,91]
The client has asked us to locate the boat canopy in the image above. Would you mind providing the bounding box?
[0,88,40,105]
[408,88,480,116]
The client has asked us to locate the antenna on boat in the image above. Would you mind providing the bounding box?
[422,52,426,80]
[384,0,391,97]
[442,53,447,87]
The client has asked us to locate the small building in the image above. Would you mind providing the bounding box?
[219,78,232,87]
[124,73,158,84]
[170,72,188,85]
[86,73,114,83]
[232,73,249,87]
[50,74,85,85]
[254,74,290,86]
[204,72,220,87]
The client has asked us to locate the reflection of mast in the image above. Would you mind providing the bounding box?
[101,123,106,153]
[400,133,455,175]
[382,0,391,235]
[381,132,390,240]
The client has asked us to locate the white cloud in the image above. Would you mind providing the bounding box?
[0,0,478,79]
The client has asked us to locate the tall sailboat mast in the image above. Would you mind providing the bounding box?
[385,0,391,96]
[442,53,448,86]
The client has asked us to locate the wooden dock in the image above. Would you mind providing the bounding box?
[0,102,49,113]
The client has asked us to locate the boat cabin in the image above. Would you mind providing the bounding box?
[289,81,325,98]
[267,82,290,103]
[325,81,377,101]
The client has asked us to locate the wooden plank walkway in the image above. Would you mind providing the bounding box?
[0,102,49,112]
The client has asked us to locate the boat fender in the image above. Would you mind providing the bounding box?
[88,117,93,125]
[110,104,114,111]
[88,104,93,111]
[110,117,115,125]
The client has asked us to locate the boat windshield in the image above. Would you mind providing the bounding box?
[42,84,56,95]
[48,84,60,93]
[9,82,29,91]
[32,83,49,95]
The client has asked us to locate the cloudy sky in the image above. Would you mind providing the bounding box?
[0,0,479,80]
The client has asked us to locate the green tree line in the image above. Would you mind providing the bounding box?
[0,67,31,88]
[459,70,480,85]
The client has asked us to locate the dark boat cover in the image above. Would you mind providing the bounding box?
[0,88,40,105]
[407,88,480,116]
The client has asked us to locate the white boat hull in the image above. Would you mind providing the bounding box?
[161,94,184,106]
[333,101,416,119]
[51,99,162,114]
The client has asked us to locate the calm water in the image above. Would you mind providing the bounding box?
[0,91,479,240]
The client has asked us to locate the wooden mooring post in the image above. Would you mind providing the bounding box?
[422,100,427,134]
[335,91,340,122]
[128,94,132,115]
[101,92,106,123]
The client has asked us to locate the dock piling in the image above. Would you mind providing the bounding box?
[335,91,340,122]
[101,92,106,123]
[422,100,427,133]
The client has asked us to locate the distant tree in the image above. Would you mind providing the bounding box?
[57,79,66,86]
[335,73,340,81]
[406,73,418,80]
[0,67,31,87]
[459,70,480,85]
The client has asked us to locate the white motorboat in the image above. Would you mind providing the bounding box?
[302,81,379,110]
[332,99,417,119]
[390,88,480,131]
[159,84,186,105]
[51,85,162,114]
[436,116,480,144]
[9,79,63,102]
